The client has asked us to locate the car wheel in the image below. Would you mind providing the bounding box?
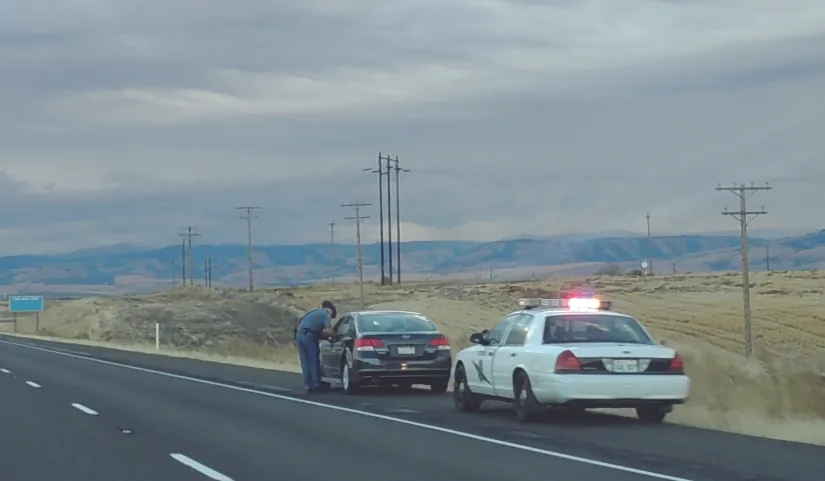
[513,371,540,423]
[453,365,481,412]
[636,405,669,424]
[341,351,360,394]
[430,379,449,394]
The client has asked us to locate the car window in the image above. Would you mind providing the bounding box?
[356,313,439,333]
[543,314,654,344]
[504,314,533,346]
[333,316,349,333]
[339,317,355,337]
[486,314,519,346]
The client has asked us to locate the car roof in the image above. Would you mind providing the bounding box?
[524,308,635,319]
[349,310,428,317]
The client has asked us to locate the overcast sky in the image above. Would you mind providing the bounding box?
[1,0,825,255]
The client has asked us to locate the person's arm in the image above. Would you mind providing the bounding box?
[320,315,336,339]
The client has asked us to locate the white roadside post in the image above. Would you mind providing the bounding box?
[155,322,160,351]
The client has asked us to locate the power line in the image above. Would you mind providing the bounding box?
[178,226,201,287]
[389,155,410,285]
[342,202,371,309]
[716,182,771,357]
[237,206,260,292]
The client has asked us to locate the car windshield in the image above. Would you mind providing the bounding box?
[542,314,653,344]
[357,313,439,333]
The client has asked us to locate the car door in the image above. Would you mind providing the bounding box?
[467,315,517,396]
[491,313,534,398]
[320,316,350,378]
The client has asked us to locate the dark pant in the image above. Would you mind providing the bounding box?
[297,330,321,389]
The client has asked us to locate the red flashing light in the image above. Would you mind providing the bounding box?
[355,338,384,350]
[669,353,684,373]
[555,350,582,373]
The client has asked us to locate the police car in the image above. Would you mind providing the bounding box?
[452,297,690,423]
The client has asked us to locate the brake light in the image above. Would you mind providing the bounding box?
[669,353,684,373]
[555,350,581,373]
[355,338,384,351]
[429,335,451,350]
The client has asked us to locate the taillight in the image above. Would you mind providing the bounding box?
[355,338,384,351]
[429,335,451,350]
[669,353,684,373]
[555,350,581,373]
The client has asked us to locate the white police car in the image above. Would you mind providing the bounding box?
[452,297,690,423]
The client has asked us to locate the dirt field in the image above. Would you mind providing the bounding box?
[3,270,825,445]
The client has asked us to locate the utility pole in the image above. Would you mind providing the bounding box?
[364,156,387,285]
[765,243,770,272]
[390,156,410,284]
[178,227,200,287]
[207,257,213,287]
[179,237,186,285]
[716,182,771,357]
[329,221,336,284]
[237,206,260,292]
[342,202,371,309]
[385,155,393,285]
[645,213,653,275]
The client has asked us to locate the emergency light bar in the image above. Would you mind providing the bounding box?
[518,297,612,311]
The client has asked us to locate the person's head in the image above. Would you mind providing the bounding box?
[321,300,337,319]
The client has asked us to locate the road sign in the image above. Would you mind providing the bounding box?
[641,261,649,269]
[9,295,44,313]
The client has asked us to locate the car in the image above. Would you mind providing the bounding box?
[319,310,453,394]
[452,297,690,423]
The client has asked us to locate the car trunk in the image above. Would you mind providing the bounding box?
[367,332,444,360]
[548,343,677,374]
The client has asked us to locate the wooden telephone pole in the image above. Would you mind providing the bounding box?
[237,206,260,292]
[342,202,371,309]
[716,182,771,357]
[178,227,201,287]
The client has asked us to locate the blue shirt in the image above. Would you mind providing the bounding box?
[297,308,331,334]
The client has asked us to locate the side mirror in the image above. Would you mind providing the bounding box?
[469,332,488,345]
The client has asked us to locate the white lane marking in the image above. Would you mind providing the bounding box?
[0,339,693,481]
[25,381,41,388]
[71,403,99,415]
[0,368,10,374]
[170,453,234,481]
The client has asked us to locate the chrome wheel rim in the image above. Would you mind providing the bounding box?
[342,364,350,389]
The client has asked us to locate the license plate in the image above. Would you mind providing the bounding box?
[612,359,639,373]
[397,346,416,355]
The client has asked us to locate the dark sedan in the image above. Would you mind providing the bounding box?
[319,310,452,394]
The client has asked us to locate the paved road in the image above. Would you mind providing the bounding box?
[1,335,823,481]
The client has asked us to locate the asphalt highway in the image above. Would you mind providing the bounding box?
[1,335,823,481]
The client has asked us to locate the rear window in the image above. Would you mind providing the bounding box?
[543,314,653,344]
[357,313,439,333]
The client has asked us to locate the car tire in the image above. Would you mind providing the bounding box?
[430,379,449,394]
[453,365,481,412]
[636,405,669,424]
[341,350,360,395]
[513,371,541,423]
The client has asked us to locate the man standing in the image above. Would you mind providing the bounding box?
[296,300,337,392]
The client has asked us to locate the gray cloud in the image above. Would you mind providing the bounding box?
[1,0,825,255]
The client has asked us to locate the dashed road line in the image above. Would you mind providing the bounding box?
[0,368,10,374]
[71,403,99,415]
[170,453,234,481]
[25,381,41,388]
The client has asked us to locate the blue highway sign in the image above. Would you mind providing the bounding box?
[9,295,44,313]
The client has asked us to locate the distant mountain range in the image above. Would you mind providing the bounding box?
[1,228,823,296]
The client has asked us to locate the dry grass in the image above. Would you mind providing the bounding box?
[3,270,825,445]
